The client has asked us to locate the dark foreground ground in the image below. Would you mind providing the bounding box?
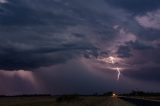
[120,96,160,106]
[0,96,159,106]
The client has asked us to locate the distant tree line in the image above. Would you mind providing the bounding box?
[122,90,160,96]
[0,94,51,97]
[0,90,160,97]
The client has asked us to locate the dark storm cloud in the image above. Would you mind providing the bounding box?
[106,0,160,14]
[117,40,154,58]
[0,38,98,70]
[138,29,160,41]
[123,66,160,82]
[117,45,132,58]
[117,41,160,82]
[0,0,118,70]
[0,0,160,95]
[0,0,80,26]
[0,0,42,26]
[126,41,154,50]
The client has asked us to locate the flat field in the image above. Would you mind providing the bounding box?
[0,96,136,106]
[0,96,160,106]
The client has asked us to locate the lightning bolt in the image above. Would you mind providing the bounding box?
[116,67,120,80]
[109,56,121,80]
[98,56,122,80]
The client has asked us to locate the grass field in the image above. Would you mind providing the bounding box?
[1,95,160,106]
[0,96,105,106]
[0,96,136,106]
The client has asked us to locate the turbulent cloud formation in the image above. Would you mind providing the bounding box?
[0,0,7,4]
[135,10,160,30]
[106,0,160,14]
[0,0,160,95]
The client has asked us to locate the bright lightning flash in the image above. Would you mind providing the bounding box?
[109,56,115,64]
[116,67,120,80]
[109,56,121,80]
[98,56,121,80]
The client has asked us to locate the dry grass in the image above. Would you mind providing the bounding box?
[0,96,109,106]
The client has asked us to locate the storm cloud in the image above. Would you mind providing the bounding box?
[0,0,160,95]
[106,0,160,14]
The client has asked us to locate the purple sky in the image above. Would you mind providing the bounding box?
[0,0,160,95]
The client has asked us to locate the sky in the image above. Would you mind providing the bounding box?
[0,0,160,95]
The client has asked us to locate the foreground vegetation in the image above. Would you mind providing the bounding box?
[122,91,160,100]
[0,96,109,106]
[0,91,159,106]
